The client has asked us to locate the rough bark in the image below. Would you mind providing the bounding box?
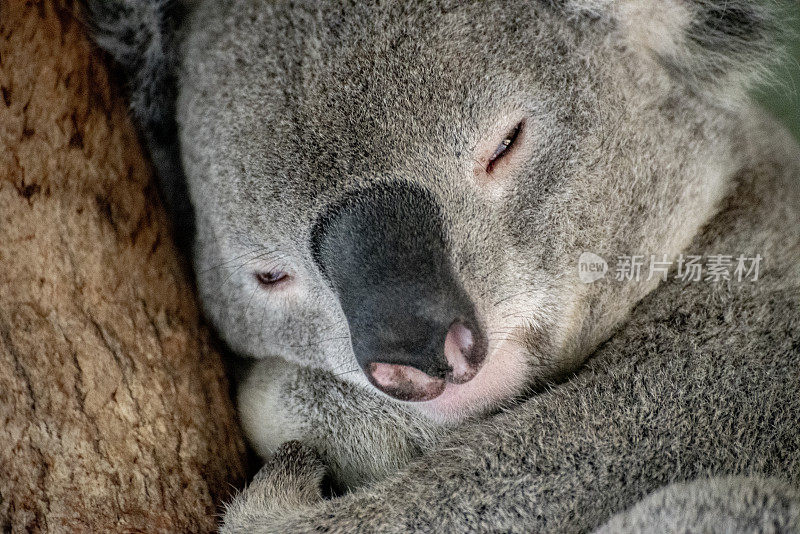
[0,1,249,531]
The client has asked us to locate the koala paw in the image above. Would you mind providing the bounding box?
[221,441,327,533]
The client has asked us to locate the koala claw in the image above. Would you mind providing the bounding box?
[254,440,327,502]
[221,441,327,534]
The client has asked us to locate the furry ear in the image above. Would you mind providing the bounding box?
[615,0,786,98]
[552,0,788,99]
[86,0,180,135]
[85,0,195,248]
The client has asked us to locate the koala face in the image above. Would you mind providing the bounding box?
[177,0,772,421]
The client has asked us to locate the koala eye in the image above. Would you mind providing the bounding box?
[487,121,523,173]
[255,270,289,287]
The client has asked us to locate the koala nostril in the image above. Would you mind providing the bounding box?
[368,362,446,402]
[444,320,484,384]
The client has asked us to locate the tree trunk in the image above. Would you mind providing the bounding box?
[0,1,249,531]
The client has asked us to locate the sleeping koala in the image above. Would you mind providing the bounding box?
[90,0,800,531]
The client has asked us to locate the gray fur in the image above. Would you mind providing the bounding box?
[87,0,177,126]
[224,118,800,531]
[595,476,800,533]
[88,0,800,531]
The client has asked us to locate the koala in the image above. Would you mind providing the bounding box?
[89,0,800,532]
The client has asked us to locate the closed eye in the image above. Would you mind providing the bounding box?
[487,121,523,173]
[255,270,289,287]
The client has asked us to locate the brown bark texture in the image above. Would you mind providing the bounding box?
[0,1,249,531]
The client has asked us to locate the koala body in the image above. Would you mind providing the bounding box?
[90,0,800,531]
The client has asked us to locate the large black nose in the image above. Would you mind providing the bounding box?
[310,182,487,401]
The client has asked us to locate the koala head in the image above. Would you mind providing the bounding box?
[175,0,780,422]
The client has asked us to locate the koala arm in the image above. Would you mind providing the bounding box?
[222,281,800,533]
[594,476,800,534]
[237,358,446,491]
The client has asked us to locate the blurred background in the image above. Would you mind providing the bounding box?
[757,17,800,141]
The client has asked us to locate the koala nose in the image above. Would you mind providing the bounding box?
[367,320,483,401]
[310,181,487,402]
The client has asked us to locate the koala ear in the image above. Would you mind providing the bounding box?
[86,0,182,135]
[86,0,196,248]
[613,0,785,98]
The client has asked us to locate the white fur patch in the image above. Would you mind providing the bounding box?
[618,0,692,60]
[237,358,306,459]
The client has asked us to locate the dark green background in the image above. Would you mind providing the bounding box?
[757,27,800,140]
